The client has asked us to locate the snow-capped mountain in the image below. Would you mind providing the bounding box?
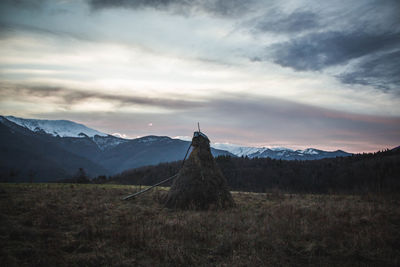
[1,115,352,182]
[91,135,129,151]
[211,143,265,156]
[212,143,297,157]
[4,116,130,151]
[251,148,351,160]
[6,116,107,138]
[5,115,351,160]
[0,115,233,181]
[211,143,351,160]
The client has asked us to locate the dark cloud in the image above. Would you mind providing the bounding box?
[268,31,400,71]
[206,94,399,127]
[265,27,400,91]
[0,0,45,10]
[88,0,254,17]
[0,83,205,110]
[0,0,89,41]
[339,50,400,93]
[90,0,174,10]
[250,1,400,91]
[0,22,90,41]
[252,10,319,33]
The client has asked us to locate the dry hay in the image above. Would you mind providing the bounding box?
[165,133,234,210]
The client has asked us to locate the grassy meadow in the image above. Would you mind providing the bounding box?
[0,183,399,266]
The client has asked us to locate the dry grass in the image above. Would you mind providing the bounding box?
[0,183,399,266]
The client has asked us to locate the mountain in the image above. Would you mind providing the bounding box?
[0,116,233,181]
[6,115,351,161]
[95,135,231,174]
[211,143,272,157]
[0,116,109,182]
[211,143,351,160]
[0,115,355,182]
[247,147,351,160]
[6,116,107,138]
[5,116,130,151]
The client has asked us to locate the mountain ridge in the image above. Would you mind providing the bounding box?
[211,143,351,160]
[0,115,364,182]
[5,115,108,138]
[5,115,352,159]
[0,116,233,181]
[0,117,109,182]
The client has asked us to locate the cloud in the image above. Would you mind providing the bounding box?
[0,0,46,10]
[0,83,205,110]
[250,9,319,33]
[206,94,399,126]
[0,22,91,41]
[4,81,396,153]
[338,50,400,93]
[268,31,400,71]
[88,0,255,17]
[266,29,400,91]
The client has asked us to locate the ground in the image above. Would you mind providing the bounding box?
[0,183,399,266]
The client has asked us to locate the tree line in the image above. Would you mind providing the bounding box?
[102,148,400,194]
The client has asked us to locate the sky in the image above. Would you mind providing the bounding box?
[0,0,399,153]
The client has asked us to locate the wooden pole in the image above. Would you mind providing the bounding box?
[122,174,177,200]
[122,141,193,200]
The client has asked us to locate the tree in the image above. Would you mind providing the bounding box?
[74,168,90,183]
[28,169,36,183]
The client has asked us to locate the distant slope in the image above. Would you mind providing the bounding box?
[0,115,358,183]
[96,136,234,174]
[52,134,233,174]
[248,148,351,160]
[6,116,107,137]
[7,115,352,160]
[212,143,351,159]
[0,117,109,182]
[0,116,234,180]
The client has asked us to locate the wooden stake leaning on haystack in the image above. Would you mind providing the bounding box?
[123,124,235,210]
[122,143,191,200]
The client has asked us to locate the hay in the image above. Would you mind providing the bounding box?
[165,133,234,210]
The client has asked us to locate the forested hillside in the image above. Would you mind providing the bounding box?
[107,148,400,194]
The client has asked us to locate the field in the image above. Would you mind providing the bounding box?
[1,183,399,266]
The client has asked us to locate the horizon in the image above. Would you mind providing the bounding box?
[3,114,397,153]
[0,0,399,153]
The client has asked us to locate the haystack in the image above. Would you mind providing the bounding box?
[165,131,234,210]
